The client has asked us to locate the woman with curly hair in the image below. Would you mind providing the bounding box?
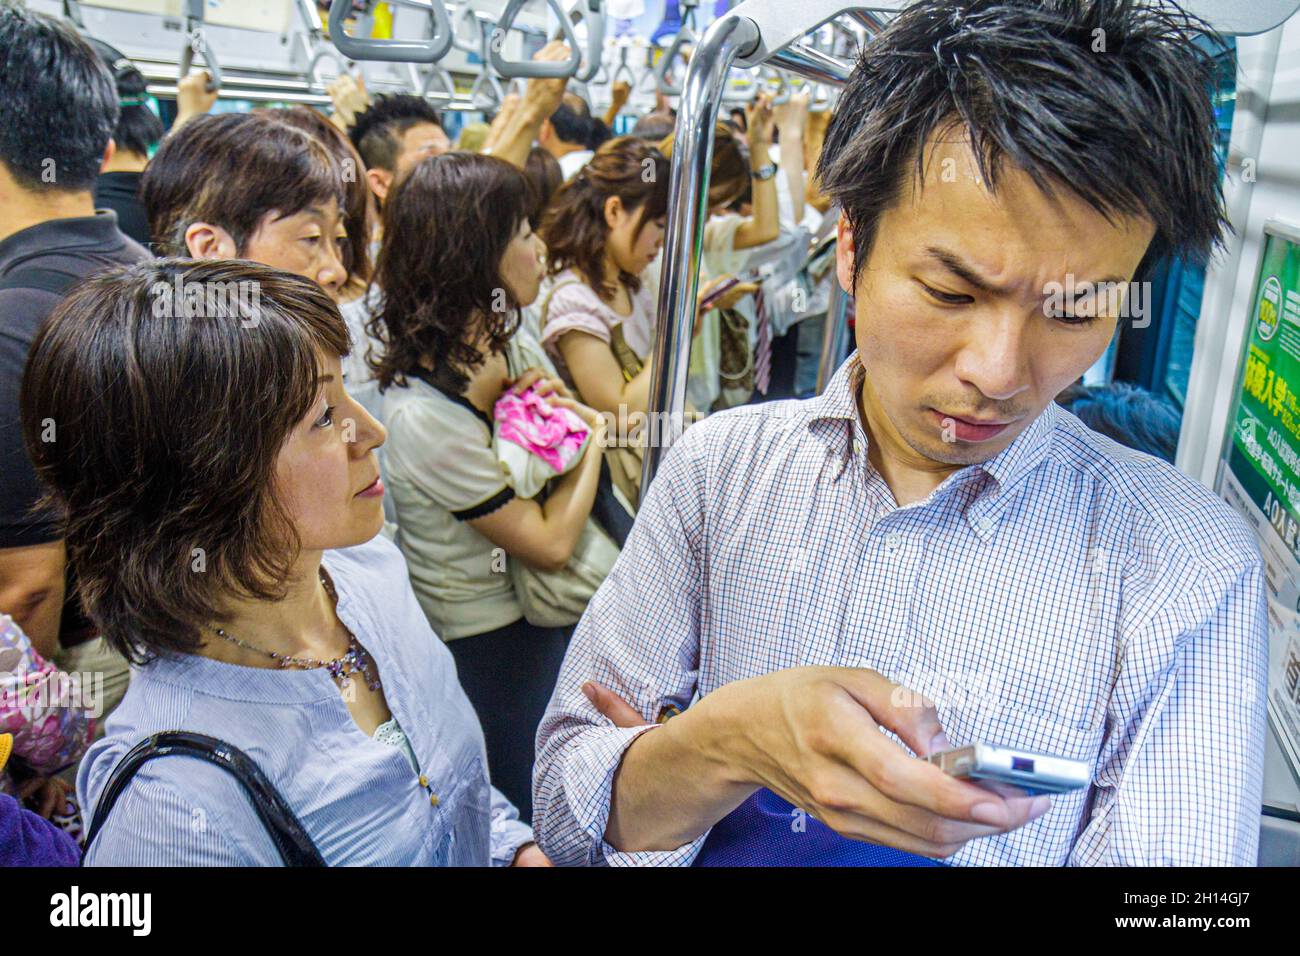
[372,152,611,820]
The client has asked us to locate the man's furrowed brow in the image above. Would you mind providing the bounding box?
[925,246,999,293]
[924,246,1128,295]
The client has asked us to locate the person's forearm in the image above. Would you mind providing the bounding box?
[804,116,830,212]
[484,97,520,154]
[584,365,652,421]
[806,176,831,214]
[488,102,547,170]
[537,440,604,561]
[605,687,756,852]
[620,365,653,418]
[602,100,623,128]
[779,132,806,225]
[738,146,780,249]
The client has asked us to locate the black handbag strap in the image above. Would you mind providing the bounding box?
[83,731,325,867]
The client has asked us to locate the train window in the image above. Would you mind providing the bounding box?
[1113,37,1238,411]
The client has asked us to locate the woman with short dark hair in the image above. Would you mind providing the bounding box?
[21,257,544,865]
[270,106,385,425]
[142,112,351,300]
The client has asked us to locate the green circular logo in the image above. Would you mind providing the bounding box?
[1257,275,1281,342]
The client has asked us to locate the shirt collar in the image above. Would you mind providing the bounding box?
[0,211,129,269]
[806,354,867,482]
[807,352,1060,535]
[808,353,863,427]
[960,401,1059,539]
[976,400,1060,499]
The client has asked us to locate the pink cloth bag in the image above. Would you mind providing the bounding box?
[494,385,590,495]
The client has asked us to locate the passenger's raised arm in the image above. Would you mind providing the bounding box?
[486,40,572,170]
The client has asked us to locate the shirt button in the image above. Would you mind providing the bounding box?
[429,793,440,807]
[885,533,904,550]
[418,774,429,788]
[853,439,863,456]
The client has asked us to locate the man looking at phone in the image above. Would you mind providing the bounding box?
[533,0,1267,866]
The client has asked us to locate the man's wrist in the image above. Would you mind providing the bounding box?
[516,99,549,125]
[684,679,758,788]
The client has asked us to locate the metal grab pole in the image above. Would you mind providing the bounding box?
[640,14,760,490]
[766,43,853,85]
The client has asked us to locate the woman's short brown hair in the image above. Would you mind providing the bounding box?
[19,258,349,664]
[539,135,670,300]
[269,105,376,293]
[142,111,346,260]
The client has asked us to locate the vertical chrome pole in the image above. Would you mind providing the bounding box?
[641,14,760,489]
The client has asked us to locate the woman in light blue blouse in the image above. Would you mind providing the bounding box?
[19,258,545,866]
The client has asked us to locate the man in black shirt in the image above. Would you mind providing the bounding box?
[0,5,148,669]
[87,37,163,249]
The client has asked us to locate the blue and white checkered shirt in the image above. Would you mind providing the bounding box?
[534,355,1269,866]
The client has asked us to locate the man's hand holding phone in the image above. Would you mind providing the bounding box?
[603,666,1053,859]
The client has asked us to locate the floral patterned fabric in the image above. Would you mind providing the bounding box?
[0,614,97,795]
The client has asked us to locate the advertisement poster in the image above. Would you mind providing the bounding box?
[1217,220,1300,780]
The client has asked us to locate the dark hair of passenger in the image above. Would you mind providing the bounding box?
[269,105,375,288]
[86,37,164,158]
[818,0,1231,290]
[631,111,676,141]
[550,94,610,151]
[19,259,350,664]
[1056,381,1181,463]
[142,111,346,257]
[347,93,444,173]
[659,123,749,209]
[0,3,118,191]
[524,145,563,226]
[540,136,670,300]
[372,152,532,395]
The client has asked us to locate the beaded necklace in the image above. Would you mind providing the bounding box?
[211,568,382,692]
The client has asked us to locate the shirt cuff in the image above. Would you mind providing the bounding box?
[488,784,535,866]
[490,817,535,867]
[566,723,712,867]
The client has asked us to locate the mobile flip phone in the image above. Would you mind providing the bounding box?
[928,743,1091,795]
[699,270,764,311]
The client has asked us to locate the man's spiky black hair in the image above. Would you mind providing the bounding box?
[819,0,1231,289]
[347,93,443,172]
[0,1,118,191]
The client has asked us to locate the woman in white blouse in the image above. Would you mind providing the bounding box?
[372,152,610,822]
